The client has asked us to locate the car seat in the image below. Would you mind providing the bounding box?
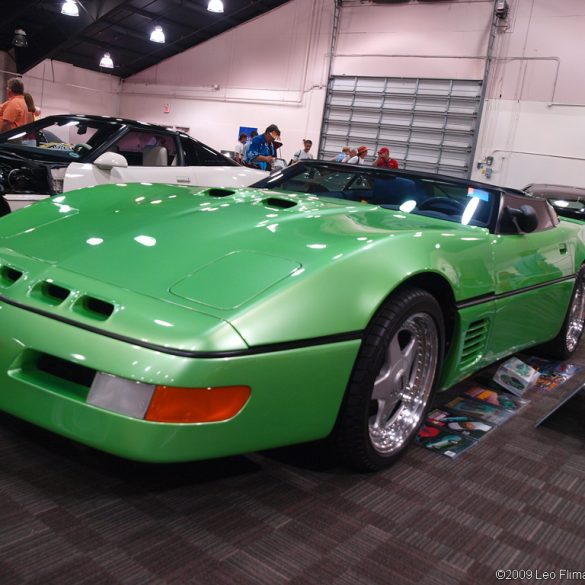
[371,177,426,207]
[143,145,168,166]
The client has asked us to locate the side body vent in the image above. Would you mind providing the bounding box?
[460,318,490,369]
[206,188,235,198]
[263,197,297,209]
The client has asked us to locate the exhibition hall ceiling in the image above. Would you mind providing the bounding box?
[0,0,291,78]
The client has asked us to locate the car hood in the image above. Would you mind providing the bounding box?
[0,182,483,346]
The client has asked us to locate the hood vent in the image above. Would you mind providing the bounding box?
[460,318,489,369]
[32,281,71,305]
[263,197,297,209]
[73,295,115,321]
[0,265,23,287]
[206,188,235,198]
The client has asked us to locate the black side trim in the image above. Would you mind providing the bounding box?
[456,274,576,310]
[456,293,495,310]
[0,293,363,358]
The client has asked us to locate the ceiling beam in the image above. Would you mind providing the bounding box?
[74,35,145,57]
[173,0,239,27]
[116,6,195,33]
[91,21,158,45]
[13,0,132,73]
[1,0,42,31]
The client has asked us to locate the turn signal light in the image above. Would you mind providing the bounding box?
[145,385,251,423]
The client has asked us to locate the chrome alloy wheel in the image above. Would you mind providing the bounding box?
[566,276,585,352]
[368,312,438,455]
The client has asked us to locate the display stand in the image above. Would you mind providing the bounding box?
[534,381,585,428]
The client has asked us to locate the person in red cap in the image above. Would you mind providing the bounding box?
[373,147,399,169]
[347,145,368,165]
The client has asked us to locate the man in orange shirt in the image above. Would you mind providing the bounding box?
[0,78,28,133]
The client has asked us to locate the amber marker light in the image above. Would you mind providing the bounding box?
[145,385,251,423]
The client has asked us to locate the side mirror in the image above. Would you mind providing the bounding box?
[506,204,538,233]
[93,152,128,170]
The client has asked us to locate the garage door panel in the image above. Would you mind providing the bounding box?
[320,75,482,177]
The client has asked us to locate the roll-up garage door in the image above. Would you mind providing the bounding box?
[319,76,483,178]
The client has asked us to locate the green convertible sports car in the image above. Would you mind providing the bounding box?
[0,161,584,471]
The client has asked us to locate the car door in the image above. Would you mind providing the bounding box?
[489,192,575,354]
[178,136,266,187]
[63,129,182,191]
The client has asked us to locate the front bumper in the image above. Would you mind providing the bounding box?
[0,300,359,462]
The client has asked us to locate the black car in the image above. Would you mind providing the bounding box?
[524,183,585,221]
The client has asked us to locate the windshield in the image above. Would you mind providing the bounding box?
[255,162,497,228]
[0,116,121,162]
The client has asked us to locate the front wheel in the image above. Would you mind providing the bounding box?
[333,287,444,471]
[537,266,585,360]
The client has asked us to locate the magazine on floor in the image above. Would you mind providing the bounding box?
[523,356,581,392]
[463,385,527,412]
[415,421,477,458]
[426,408,495,440]
[442,396,513,425]
[418,353,581,459]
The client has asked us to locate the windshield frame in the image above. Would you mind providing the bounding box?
[0,115,127,163]
[253,161,500,230]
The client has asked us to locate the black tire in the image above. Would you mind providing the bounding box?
[0,197,10,217]
[537,266,585,360]
[333,287,444,472]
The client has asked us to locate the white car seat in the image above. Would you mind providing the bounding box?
[143,145,168,166]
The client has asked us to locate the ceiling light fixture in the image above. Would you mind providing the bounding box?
[150,25,165,43]
[207,0,224,13]
[12,29,28,48]
[99,52,114,68]
[61,0,79,17]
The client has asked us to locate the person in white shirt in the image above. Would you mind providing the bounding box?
[242,130,258,162]
[290,139,314,164]
[347,145,368,165]
[234,133,247,163]
[342,148,357,163]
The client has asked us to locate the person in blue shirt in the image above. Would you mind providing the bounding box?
[244,124,281,171]
[242,130,258,162]
[335,146,350,162]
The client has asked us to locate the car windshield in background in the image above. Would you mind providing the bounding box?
[0,116,121,162]
[256,162,496,228]
[549,198,585,215]
[524,184,585,219]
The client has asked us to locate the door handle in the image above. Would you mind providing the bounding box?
[176,176,191,183]
[559,243,568,254]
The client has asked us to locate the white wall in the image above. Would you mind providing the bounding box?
[333,0,492,80]
[0,52,121,116]
[121,0,334,161]
[3,55,120,116]
[472,0,585,188]
[21,60,121,118]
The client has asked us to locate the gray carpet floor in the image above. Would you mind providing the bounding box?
[1,344,584,585]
